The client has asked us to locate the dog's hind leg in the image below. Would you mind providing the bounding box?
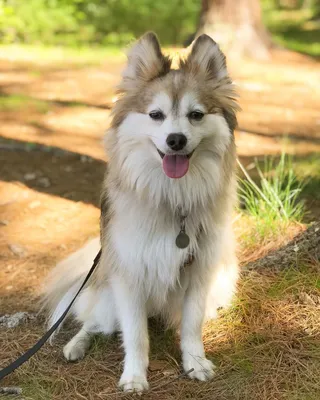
[64,286,117,361]
[63,322,95,361]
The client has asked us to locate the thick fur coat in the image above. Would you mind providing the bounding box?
[44,32,240,393]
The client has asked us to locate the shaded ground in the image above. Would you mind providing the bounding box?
[0,47,319,399]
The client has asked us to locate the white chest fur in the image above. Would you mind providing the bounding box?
[110,192,203,292]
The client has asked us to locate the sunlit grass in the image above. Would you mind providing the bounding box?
[267,265,320,298]
[238,154,305,239]
[204,261,320,399]
[10,260,320,400]
[0,44,124,68]
[0,94,50,113]
[293,154,320,199]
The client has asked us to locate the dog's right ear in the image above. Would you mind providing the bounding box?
[122,32,171,83]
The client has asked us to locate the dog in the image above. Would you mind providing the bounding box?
[43,32,240,393]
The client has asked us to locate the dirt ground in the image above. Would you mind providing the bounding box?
[0,47,319,399]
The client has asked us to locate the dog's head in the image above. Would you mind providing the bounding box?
[108,32,239,184]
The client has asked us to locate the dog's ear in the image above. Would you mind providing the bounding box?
[122,32,171,83]
[181,35,228,81]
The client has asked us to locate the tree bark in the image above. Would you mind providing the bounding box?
[196,0,273,59]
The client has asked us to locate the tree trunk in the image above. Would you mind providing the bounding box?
[196,0,273,59]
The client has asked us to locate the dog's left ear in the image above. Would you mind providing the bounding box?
[181,34,228,81]
[122,32,171,83]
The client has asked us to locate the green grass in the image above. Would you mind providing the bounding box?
[89,332,119,355]
[267,266,320,298]
[263,5,320,57]
[238,154,305,238]
[21,377,55,400]
[293,154,320,199]
[0,94,50,113]
[0,93,103,113]
[0,44,124,68]
[204,258,320,400]
[294,154,320,179]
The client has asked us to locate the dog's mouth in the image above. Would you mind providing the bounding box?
[157,149,194,179]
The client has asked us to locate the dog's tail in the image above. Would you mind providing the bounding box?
[41,237,100,338]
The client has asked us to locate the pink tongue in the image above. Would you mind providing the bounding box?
[163,155,189,178]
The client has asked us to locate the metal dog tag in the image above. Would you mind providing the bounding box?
[176,231,190,249]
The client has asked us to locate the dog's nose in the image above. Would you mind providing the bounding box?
[166,133,187,151]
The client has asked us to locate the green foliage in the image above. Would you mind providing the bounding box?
[0,0,199,46]
[0,0,80,44]
[239,154,305,237]
[262,0,320,56]
[0,0,318,55]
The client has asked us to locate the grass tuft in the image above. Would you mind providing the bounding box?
[238,153,305,239]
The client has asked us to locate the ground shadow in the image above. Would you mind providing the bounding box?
[0,136,105,207]
[1,137,319,212]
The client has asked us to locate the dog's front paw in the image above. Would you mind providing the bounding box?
[183,356,216,381]
[119,374,149,393]
[63,340,86,361]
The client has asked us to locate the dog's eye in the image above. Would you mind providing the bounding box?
[149,111,165,121]
[188,111,204,121]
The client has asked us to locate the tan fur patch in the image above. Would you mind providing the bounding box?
[112,33,239,132]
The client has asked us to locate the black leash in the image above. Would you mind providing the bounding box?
[0,249,101,381]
